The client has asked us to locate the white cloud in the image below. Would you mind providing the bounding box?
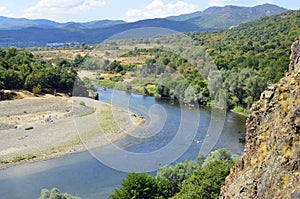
[208,0,239,6]
[0,6,12,16]
[125,0,198,22]
[23,0,106,21]
[255,0,273,4]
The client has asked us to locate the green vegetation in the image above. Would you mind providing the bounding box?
[0,47,77,94]
[111,149,234,199]
[173,160,234,199]
[39,188,81,199]
[191,4,286,29]
[188,10,300,109]
[77,108,96,117]
[32,84,42,95]
[98,47,210,104]
[168,4,287,29]
[110,173,171,199]
[11,154,36,163]
[25,126,34,130]
[93,10,300,110]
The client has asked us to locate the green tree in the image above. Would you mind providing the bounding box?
[201,148,231,168]
[106,60,123,73]
[244,75,267,108]
[173,160,234,199]
[111,173,165,199]
[3,69,22,89]
[156,160,196,195]
[73,54,85,67]
[39,188,81,199]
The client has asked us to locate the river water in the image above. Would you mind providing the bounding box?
[0,89,246,199]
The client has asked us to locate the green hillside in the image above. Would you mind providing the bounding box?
[168,4,287,29]
[188,10,300,110]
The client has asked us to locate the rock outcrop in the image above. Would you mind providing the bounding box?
[220,37,300,198]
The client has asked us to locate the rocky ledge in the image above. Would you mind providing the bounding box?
[220,37,300,198]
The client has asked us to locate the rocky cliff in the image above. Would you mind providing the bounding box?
[220,37,300,198]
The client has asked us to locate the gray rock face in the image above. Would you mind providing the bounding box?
[289,36,300,73]
[220,37,300,198]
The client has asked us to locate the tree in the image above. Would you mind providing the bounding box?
[201,148,231,168]
[106,60,123,73]
[207,70,223,100]
[3,69,22,89]
[73,54,85,67]
[156,84,170,98]
[110,173,166,199]
[173,160,234,199]
[39,188,81,199]
[244,75,267,108]
[157,160,197,196]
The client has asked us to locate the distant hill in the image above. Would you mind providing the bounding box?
[0,16,125,30]
[191,10,300,83]
[0,3,290,47]
[167,4,288,29]
[0,16,60,30]
[0,18,201,47]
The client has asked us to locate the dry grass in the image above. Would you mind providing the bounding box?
[32,49,89,60]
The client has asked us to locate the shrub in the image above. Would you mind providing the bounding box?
[25,126,34,130]
[32,84,42,95]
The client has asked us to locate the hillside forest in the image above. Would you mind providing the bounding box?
[79,10,299,112]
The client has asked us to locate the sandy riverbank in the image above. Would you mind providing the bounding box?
[0,92,144,170]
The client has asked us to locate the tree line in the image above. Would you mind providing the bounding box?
[111,148,234,199]
[0,47,81,95]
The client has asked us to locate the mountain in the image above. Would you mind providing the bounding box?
[220,36,300,198]
[167,3,288,29]
[0,16,60,30]
[0,16,125,30]
[57,19,126,30]
[0,18,201,47]
[0,4,290,47]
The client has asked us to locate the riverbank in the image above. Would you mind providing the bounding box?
[0,92,143,170]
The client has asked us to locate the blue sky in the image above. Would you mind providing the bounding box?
[0,0,299,22]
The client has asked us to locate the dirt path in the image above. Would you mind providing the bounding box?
[0,95,143,170]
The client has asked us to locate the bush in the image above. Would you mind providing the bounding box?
[32,85,42,95]
[110,173,170,199]
[233,106,249,114]
[79,101,86,106]
[25,126,34,130]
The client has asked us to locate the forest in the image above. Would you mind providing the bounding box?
[0,47,79,95]
[84,10,300,113]
[189,10,300,110]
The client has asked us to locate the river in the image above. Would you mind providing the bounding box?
[0,88,246,199]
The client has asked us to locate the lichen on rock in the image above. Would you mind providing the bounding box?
[220,37,300,198]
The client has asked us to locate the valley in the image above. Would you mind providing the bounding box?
[0,2,299,199]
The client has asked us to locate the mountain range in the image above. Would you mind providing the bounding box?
[0,3,288,47]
